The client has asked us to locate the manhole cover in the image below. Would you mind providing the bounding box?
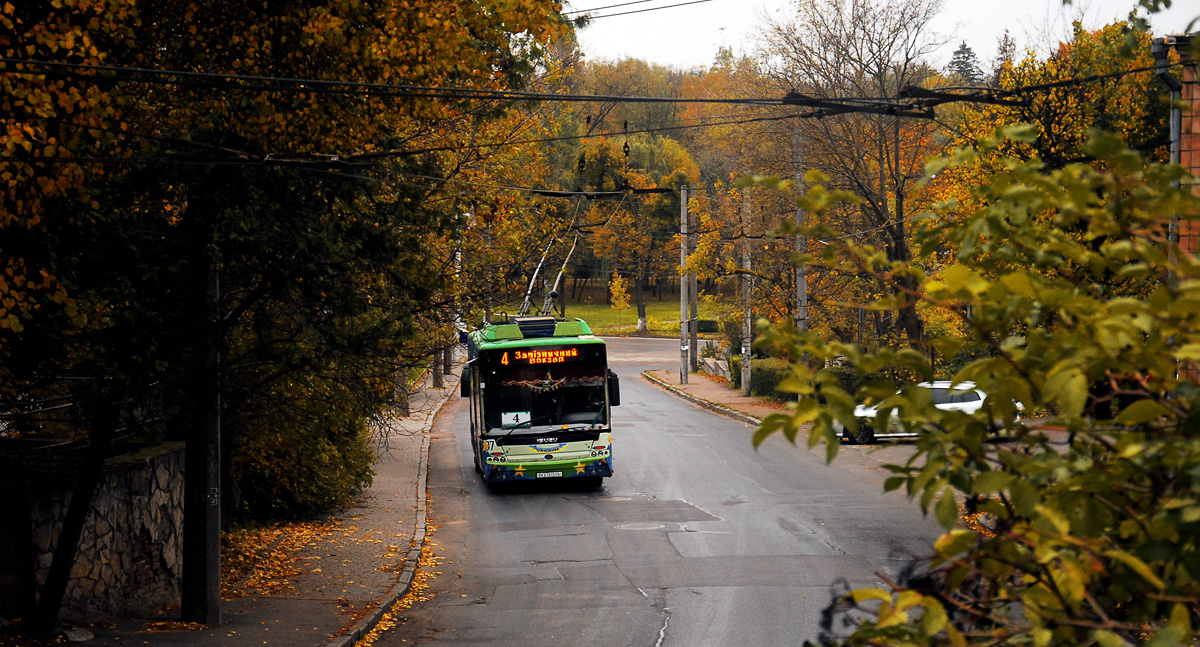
[613,523,665,531]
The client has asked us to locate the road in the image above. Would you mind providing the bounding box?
[379,337,944,646]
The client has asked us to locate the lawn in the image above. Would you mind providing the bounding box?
[559,300,720,337]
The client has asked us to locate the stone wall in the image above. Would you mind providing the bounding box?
[15,442,185,622]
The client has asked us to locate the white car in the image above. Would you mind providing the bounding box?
[833,380,1014,444]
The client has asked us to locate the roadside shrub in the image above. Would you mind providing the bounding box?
[823,364,860,392]
[728,357,794,400]
[723,318,743,357]
[749,358,793,400]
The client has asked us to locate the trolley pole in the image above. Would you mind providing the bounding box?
[679,185,689,384]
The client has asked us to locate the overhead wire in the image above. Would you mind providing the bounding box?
[0,58,783,106]
[0,109,799,167]
[563,0,660,15]
[584,0,715,19]
[0,56,1175,211]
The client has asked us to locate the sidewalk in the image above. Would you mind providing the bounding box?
[84,367,458,647]
[642,369,786,425]
[70,367,766,647]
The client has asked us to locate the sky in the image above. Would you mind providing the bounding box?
[567,0,1197,71]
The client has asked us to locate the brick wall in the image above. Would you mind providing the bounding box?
[1180,46,1200,256]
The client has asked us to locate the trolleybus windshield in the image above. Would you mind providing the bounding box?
[481,345,607,432]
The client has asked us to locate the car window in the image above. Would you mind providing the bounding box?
[929,388,952,405]
[960,391,981,402]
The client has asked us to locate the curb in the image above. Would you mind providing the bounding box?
[640,371,762,427]
[325,374,458,647]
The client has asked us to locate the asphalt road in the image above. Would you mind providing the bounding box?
[380,337,944,646]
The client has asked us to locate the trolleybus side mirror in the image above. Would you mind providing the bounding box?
[460,369,470,398]
[607,369,620,407]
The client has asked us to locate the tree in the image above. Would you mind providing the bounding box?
[2,0,573,626]
[946,41,983,85]
[757,0,948,351]
[756,127,1200,645]
[577,135,699,334]
[952,21,1169,171]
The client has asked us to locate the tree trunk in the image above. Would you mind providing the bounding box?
[635,268,648,336]
[432,356,444,388]
[396,366,410,416]
[33,401,116,631]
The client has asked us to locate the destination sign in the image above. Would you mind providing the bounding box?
[498,347,580,366]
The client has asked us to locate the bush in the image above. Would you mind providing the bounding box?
[728,356,794,400]
[723,319,743,357]
[749,358,794,400]
[822,364,860,393]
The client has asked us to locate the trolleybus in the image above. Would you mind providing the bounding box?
[460,315,619,487]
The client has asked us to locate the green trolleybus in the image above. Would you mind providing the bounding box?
[460,316,620,487]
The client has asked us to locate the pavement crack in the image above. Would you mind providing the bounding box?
[652,596,672,647]
[526,558,612,566]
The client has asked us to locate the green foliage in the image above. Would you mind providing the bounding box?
[748,358,794,400]
[946,41,983,85]
[233,378,376,519]
[758,129,1200,645]
[730,356,789,394]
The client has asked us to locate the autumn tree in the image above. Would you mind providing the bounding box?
[2,0,574,624]
[758,0,948,350]
[913,21,1174,379]
[952,20,1170,170]
[572,58,682,139]
[576,135,698,334]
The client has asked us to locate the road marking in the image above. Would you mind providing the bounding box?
[613,523,665,531]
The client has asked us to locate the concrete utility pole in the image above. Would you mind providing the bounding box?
[688,198,699,373]
[679,185,689,384]
[793,127,808,333]
[183,260,221,625]
[741,190,752,397]
[742,245,752,397]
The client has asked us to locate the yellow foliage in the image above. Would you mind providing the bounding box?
[609,272,630,311]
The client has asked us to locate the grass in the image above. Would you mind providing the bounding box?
[559,300,719,337]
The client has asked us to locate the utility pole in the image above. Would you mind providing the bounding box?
[183,258,221,625]
[679,185,689,384]
[741,190,752,397]
[688,196,699,373]
[793,127,808,333]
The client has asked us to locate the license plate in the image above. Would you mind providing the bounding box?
[535,471,563,479]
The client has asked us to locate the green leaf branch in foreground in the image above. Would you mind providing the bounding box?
[757,128,1200,646]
